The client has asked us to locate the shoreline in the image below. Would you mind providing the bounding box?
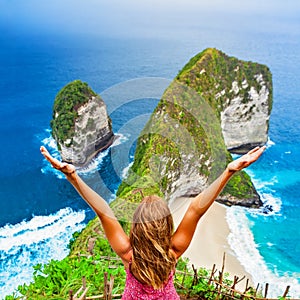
[170,198,253,288]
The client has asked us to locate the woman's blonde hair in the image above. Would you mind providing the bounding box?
[130,195,177,289]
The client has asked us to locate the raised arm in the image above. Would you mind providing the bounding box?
[171,146,266,258]
[40,146,131,261]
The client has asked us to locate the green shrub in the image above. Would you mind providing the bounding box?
[51,80,97,146]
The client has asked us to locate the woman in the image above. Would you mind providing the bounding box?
[40,145,265,299]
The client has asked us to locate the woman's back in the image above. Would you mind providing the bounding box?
[122,264,180,300]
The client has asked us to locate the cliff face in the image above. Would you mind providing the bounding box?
[176,48,273,153]
[220,75,270,153]
[114,49,272,213]
[51,80,114,166]
[115,84,261,211]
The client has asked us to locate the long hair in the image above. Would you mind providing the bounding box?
[129,195,177,289]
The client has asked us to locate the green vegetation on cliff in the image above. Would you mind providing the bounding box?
[177,48,273,117]
[116,82,223,202]
[173,48,272,201]
[115,48,267,211]
[50,80,97,148]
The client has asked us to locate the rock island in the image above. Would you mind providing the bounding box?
[51,80,114,166]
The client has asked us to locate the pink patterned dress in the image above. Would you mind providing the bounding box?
[122,267,180,300]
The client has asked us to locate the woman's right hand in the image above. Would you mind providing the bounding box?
[40,146,76,175]
[227,146,266,172]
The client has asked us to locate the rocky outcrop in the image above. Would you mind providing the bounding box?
[114,49,272,212]
[221,75,271,153]
[51,80,114,166]
[176,48,273,154]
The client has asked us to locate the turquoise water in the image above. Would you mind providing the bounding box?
[0,20,300,299]
[227,141,300,296]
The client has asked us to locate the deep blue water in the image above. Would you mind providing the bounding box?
[0,26,300,298]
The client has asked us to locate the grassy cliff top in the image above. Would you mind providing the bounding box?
[50,80,98,146]
[177,48,273,116]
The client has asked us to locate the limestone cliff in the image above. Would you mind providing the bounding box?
[113,49,273,214]
[51,80,114,166]
[176,48,273,153]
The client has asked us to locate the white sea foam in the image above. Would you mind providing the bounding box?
[253,192,282,216]
[0,208,86,297]
[226,206,300,298]
[77,149,110,174]
[40,134,66,179]
[110,133,129,148]
[246,169,282,216]
[121,161,133,179]
[247,170,278,190]
[42,134,58,150]
[78,133,129,174]
[266,137,275,148]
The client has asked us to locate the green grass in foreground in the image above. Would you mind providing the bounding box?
[4,228,276,300]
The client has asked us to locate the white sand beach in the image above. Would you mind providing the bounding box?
[170,198,253,288]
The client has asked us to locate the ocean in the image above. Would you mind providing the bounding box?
[0,25,300,298]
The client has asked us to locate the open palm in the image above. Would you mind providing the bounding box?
[40,146,76,174]
[227,146,266,172]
